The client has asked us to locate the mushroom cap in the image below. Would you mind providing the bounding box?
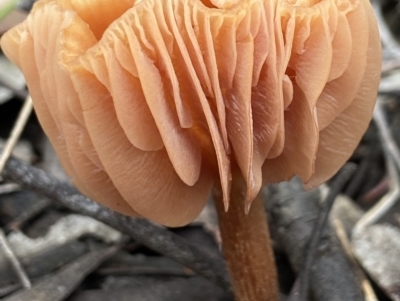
[1,0,381,226]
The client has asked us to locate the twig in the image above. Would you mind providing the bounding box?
[0,96,33,175]
[0,77,28,100]
[96,266,193,277]
[382,59,400,74]
[395,213,400,227]
[373,99,400,171]
[372,0,400,75]
[345,148,378,198]
[5,198,50,232]
[0,154,231,292]
[371,0,400,58]
[0,228,31,289]
[268,178,364,301]
[354,100,400,234]
[0,183,20,194]
[290,164,356,301]
[332,218,378,301]
[360,176,389,204]
[353,157,400,234]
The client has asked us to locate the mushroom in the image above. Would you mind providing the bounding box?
[0,0,381,300]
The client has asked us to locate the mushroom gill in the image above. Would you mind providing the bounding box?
[0,0,381,227]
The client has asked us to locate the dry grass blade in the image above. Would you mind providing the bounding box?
[0,96,33,176]
[0,183,20,195]
[288,164,356,301]
[0,228,31,289]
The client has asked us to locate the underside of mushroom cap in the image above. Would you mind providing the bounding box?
[0,0,381,226]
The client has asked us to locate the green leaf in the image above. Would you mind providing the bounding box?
[0,0,18,21]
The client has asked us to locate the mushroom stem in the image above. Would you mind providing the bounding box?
[214,173,279,301]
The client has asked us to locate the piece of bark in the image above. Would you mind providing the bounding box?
[353,224,400,301]
[265,178,364,301]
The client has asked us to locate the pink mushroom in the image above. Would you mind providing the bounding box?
[1,0,381,299]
